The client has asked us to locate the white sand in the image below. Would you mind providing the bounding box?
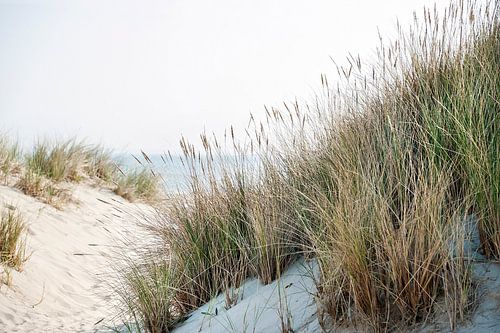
[0,183,150,333]
[172,259,321,333]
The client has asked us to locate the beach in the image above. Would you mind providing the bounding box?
[1,0,498,332]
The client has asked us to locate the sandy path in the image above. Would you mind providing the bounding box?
[0,184,151,333]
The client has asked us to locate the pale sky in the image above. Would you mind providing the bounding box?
[0,0,449,153]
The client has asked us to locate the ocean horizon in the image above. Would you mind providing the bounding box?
[118,153,259,193]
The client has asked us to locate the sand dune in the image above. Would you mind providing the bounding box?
[1,182,498,333]
[0,183,151,333]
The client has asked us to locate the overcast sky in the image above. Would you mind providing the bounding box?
[0,0,449,153]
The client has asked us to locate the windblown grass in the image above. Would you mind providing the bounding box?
[14,139,162,205]
[0,207,27,270]
[15,140,117,206]
[114,168,159,203]
[119,1,498,332]
[26,141,78,182]
[15,171,70,208]
[25,140,118,183]
[84,145,117,182]
[118,259,180,333]
[152,146,253,313]
[0,136,21,181]
[21,138,159,204]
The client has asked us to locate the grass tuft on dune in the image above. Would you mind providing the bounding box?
[0,138,159,206]
[0,206,27,271]
[25,140,116,183]
[0,136,21,181]
[114,169,160,203]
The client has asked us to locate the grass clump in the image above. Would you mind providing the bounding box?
[26,141,78,182]
[118,1,498,332]
[287,1,497,328]
[164,154,252,312]
[0,136,21,180]
[118,260,180,333]
[22,139,159,204]
[0,136,161,206]
[13,138,161,206]
[114,169,159,203]
[15,171,69,208]
[84,145,117,182]
[0,207,27,270]
[25,140,117,183]
[246,162,300,284]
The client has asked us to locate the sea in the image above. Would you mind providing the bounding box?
[117,153,259,193]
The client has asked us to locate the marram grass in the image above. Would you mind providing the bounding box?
[25,139,117,183]
[118,1,498,332]
[3,138,159,205]
[0,207,27,270]
[0,135,21,180]
[114,168,160,203]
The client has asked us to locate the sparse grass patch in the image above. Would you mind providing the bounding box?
[16,171,50,198]
[15,171,71,208]
[84,146,117,182]
[0,136,162,207]
[13,139,125,207]
[0,206,27,270]
[0,136,21,181]
[114,169,159,203]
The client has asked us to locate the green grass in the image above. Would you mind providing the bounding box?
[14,140,122,207]
[84,145,117,182]
[11,139,160,205]
[117,259,180,333]
[22,139,159,204]
[116,1,499,331]
[15,171,70,208]
[26,141,76,182]
[114,168,159,203]
[25,140,118,183]
[0,136,21,180]
[0,207,27,270]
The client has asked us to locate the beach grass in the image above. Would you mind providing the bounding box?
[119,0,498,331]
[25,140,118,183]
[15,171,70,208]
[4,138,160,205]
[118,259,179,333]
[0,207,27,270]
[113,168,159,203]
[0,136,21,181]
[83,145,117,182]
[25,140,80,182]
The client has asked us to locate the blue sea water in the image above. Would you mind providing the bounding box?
[117,153,259,193]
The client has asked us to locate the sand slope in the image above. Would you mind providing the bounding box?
[0,183,150,333]
[172,259,321,333]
